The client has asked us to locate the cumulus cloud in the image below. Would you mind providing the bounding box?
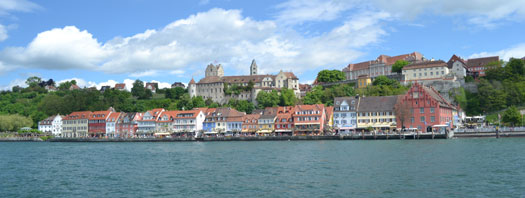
[470,43,525,61]
[0,8,390,76]
[0,78,26,90]
[57,78,172,91]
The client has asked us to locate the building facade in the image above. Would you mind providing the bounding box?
[137,108,164,136]
[466,56,499,78]
[447,54,467,79]
[38,115,63,136]
[88,110,113,137]
[62,111,91,138]
[106,112,121,137]
[397,83,457,132]
[117,112,141,137]
[333,97,359,134]
[343,52,425,80]
[356,96,398,132]
[293,104,326,135]
[402,60,451,82]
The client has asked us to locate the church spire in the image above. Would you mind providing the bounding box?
[250,59,258,76]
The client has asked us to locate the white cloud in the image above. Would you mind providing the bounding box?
[0,0,39,15]
[275,0,357,25]
[0,78,26,90]
[150,80,172,89]
[57,78,172,91]
[0,8,390,77]
[470,43,525,61]
[0,24,7,42]
[129,70,158,77]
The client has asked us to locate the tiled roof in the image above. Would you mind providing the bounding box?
[325,106,334,119]
[282,72,298,79]
[114,83,126,89]
[63,111,92,120]
[175,110,202,119]
[467,56,499,68]
[243,114,261,121]
[107,112,121,122]
[89,110,112,120]
[357,96,398,112]
[260,107,278,119]
[403,60,447,70]
[421,85,456,109]
[447,54,467,68]
[189,78,196,84]
[295,104,325,113]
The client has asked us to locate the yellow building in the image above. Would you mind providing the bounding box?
[356,96,398,132]
[257,107,277,135]
[62,111,91,138]
[357,75,372,88]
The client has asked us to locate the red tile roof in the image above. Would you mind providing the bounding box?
[107,112,121,122]
[189,78,196,84]
[114,83,126,89]
[63,111,92,120]
[89,110,112,120]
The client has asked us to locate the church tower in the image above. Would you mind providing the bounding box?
[250,59,258,75]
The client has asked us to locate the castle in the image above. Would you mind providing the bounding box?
[189,60,300,105]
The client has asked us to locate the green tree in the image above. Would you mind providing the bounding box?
[372,76,397,87]
[192,96,206,108]
[279,88,297,106]
[165,87,186,100]
[256,90,280,108]
[316,70,345,83]
[228,99,255,114]
[502,106,521,126]
[391,60,410,73]
[25,76,42,87]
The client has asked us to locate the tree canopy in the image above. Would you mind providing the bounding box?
[391,60,410,73]
[316,70,345,83]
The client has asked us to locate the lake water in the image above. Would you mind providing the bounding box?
[1,139,524,197]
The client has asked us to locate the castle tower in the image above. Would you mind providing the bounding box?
[250,59,258,76]
[216,64,224,77]
[188,78,196,98]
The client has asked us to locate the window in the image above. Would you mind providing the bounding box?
[430,108,435,113]
[420,116,425,122]
[420,108,424,113]
[431,116,435,122]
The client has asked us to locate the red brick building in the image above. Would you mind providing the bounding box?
[89,110,113,137]
[397,83,457,132]
[467,56,499,78]
[274,106,294,136]
[293,104,326,135]
[116,112,141,137]
[241,114,260,136]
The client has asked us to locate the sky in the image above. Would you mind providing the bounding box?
[0,0,524,90]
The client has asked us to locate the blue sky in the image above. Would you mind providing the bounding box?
[0,0,524,90]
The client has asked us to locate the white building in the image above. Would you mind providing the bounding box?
[173,110,206,133]
[38,115,63,136]
[137,108,164,136]
[333,97,359,134]
[402,60,451,82]
[106,112,121,137]
[447,54,467,79]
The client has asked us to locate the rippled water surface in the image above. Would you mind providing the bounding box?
[1,139,524,197]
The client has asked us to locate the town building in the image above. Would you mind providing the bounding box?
[116,112,141,138]
[106,112,121,137]
[173,109,205,136]
[258,107,277,136]
[69,84,81,90]
[343,52,425,81]
[356,96,398,133]
[38,114,63,136]
[447,54,468,79]
[100,86,111,92]
[274,106,294,136]
[357,75,372,88]
[241,114,261,136]
[188,60,300,105]
[44,85,57,92]
[226,115,244,135]
[145,82,158,93]
[88,109,114,137]
[114,83,126,91]
[137,108,164,136]
[333,97,359,134]
[62,111,91,137]
[402,60,452,83]
[299,84,311,98]
[156,111,178,136]
[466,56,499,78]
[171,82,185,88]
[202,108,243,135]
[293,104,326,135]
[397,83,457,132]
[325,106,334,133]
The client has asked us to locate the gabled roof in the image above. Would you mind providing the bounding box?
[175,109,203,119]
[294,104,325,113]
[107,112,121,122]
[243,114,261,121]
[334,97,359,109]
[157,111,179,122]
[420,85,456,109]
[447,54,467,68]
[403,60,447,70]
[467,56,499,68]
[325,106,334,119]
[357,96,398,112]
[63,111,92,120]
[189,78,196,84]
[260,107,278,119]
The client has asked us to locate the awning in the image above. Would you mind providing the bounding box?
[204,131,218,134]
[257,130,273,133]
[154,132,171,136]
